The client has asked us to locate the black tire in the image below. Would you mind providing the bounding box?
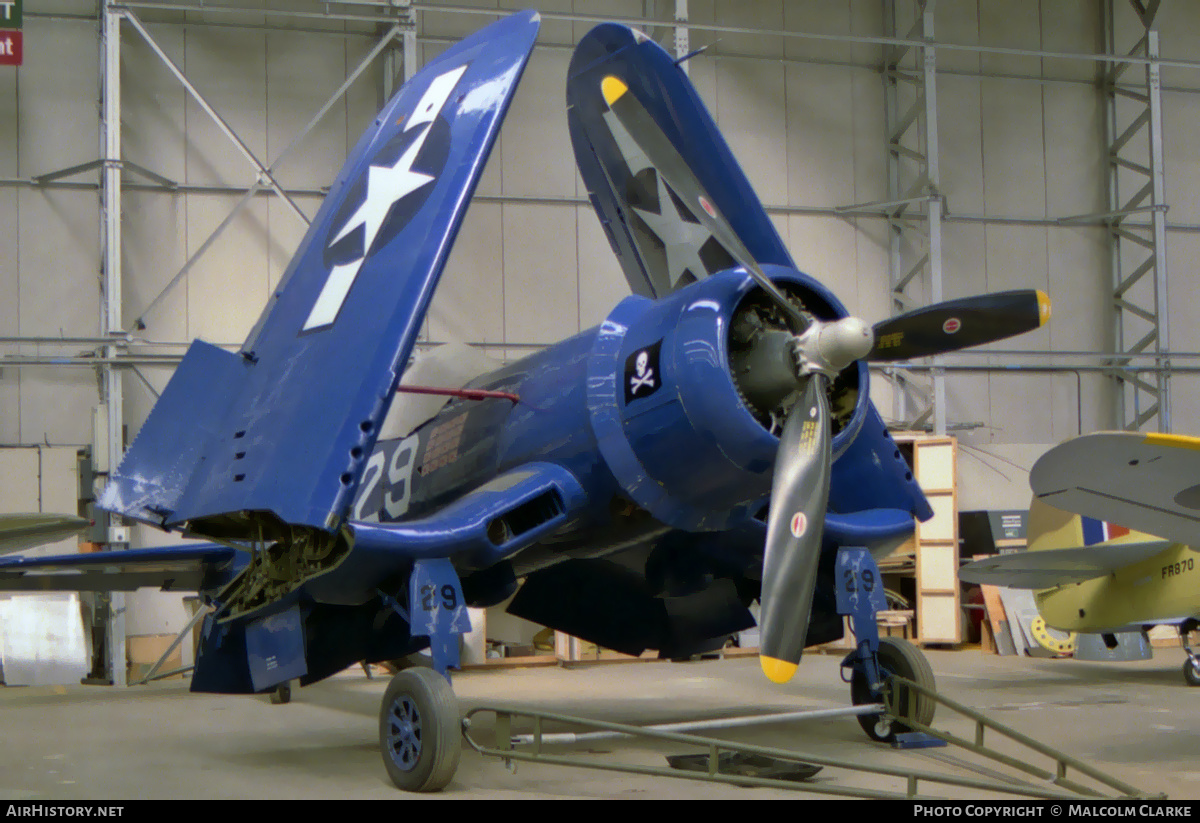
[379,668,461,792]
[851,637,936,742]
[269,683,292,705]
[1184,657,1200,687]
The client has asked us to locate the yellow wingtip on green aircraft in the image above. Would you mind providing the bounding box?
[960,432,1200,686]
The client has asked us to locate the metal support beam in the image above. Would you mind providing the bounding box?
[1104,1,1171,432]
[674,0,690,75]
[882,0,944,433]
[100,0,127,688]
[127,20,403,331]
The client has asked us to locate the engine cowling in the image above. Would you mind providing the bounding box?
[586,266,869,532]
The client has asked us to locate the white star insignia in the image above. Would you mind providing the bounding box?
[631,172,712,287]
[331,129,435,255]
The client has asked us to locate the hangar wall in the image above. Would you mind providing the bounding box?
[3,1,1200,515]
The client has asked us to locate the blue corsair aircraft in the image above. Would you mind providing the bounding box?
[0,12,1050,791]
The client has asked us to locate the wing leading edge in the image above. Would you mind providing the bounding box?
[101,12,541,536]
[959,540,1174,589]
[0,544,240,594]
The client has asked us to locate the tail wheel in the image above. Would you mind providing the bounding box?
[1184,657,1200,687]
[850,637,936,742]
[379,668,461,792]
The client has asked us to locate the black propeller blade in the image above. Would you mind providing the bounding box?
[868,289,1050,362]
[758,376,831,683]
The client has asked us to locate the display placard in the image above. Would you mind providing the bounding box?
[0,0,21,67]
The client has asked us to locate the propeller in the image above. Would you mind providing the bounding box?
[601,74,1051,683]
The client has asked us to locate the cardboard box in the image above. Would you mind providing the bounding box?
[127,633,183,681]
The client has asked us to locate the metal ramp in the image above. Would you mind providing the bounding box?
[461,675,1165,800]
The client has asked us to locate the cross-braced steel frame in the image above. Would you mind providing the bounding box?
[1101,0,1172,432]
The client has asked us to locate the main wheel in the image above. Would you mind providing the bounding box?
[1183,657,1200,687]
[850,637,936,742]
[379,668,461,792]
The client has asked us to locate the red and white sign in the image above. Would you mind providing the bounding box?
[942,317,961,334]
[0,31,21,66]
[790,512,807,538]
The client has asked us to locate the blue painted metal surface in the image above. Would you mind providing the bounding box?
[835,547,889,619]
[246,605,307,692]
[836,547,886,696]
[408,558,470,675]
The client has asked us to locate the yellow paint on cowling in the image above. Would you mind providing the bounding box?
[601,76,628,105]
[760,655,798,684]
[1143,432,1200,451]
[1036,290,1052,326]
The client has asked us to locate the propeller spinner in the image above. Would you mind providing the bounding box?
[600,74,1050,683]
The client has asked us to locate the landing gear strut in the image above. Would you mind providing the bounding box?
[376,559,471,791]
[836,548,937,744]
[1181,620,1200,687]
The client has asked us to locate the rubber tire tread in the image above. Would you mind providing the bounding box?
[852,637,936,742]
[379,668,462,792]
[1184,658,1200,687]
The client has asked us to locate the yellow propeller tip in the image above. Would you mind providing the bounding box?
[601,76,628,105]
[1036,290,1051,326]
[760,655,798,684]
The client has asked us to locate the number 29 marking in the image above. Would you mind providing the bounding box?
[420,583,458,612]
[843,567,876,595]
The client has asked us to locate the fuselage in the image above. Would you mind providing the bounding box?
[349,267,929,589]
[1036,542,1200,632]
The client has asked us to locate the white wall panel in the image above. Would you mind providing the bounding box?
[184,196,270,343]
[1043,84,1105,218]
[716,60,787,208]
[501,49,575,198]
[577,204,629,331]
[978,0,1043,79]
[182,27,268,189]
[981,80,1046,219]
[123,190,190,342]
[939,76,985,215]
[14,15,100,455]
[502,203,578,346]
[123,24,187,183]
[786,64,856,209]
[428,200,505,345]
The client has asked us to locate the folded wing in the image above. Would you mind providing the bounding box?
[101,12,541,537]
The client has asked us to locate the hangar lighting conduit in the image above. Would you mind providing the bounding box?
[92,2,1200,74]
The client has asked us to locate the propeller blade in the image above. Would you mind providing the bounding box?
[601,76,808,332]
[759,376,832,684]
[868,289,1050,362]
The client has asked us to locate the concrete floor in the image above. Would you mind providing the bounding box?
[1,647,1197,800]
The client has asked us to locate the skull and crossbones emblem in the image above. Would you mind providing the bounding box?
[629,350,656,394]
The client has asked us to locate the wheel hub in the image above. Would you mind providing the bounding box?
[387,696,423,770]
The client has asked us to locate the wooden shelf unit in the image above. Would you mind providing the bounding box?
[892,432,961,646]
